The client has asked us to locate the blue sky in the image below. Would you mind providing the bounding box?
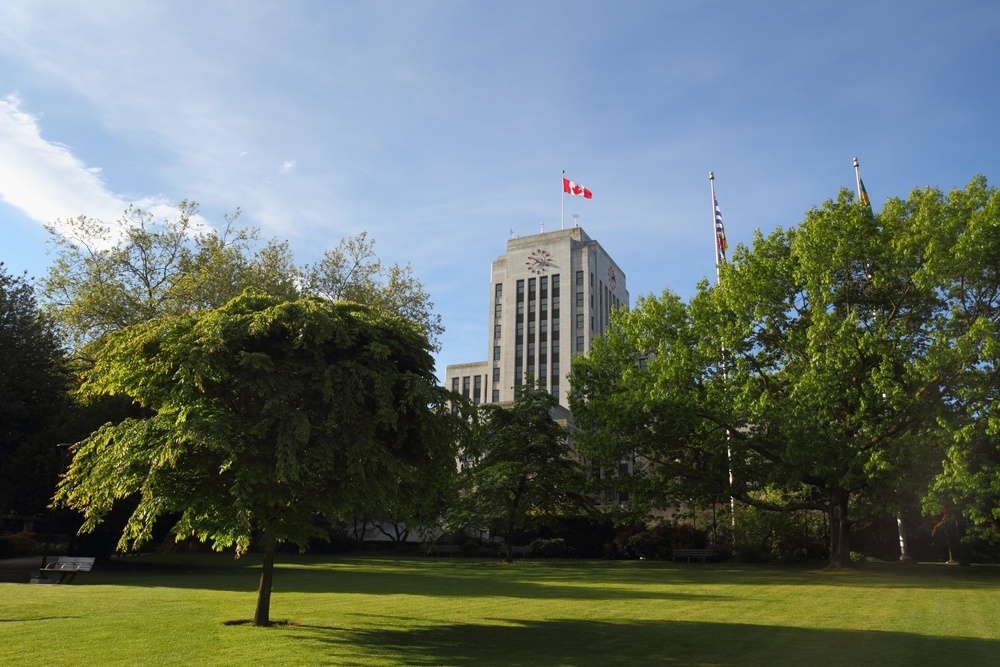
[2,1,999,378]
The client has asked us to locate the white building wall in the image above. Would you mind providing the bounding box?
[446,226,627,411]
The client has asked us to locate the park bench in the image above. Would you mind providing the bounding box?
[499,545,533,558]
[40,556,96,583]
[672,548,715,564]
[429,545,460,556]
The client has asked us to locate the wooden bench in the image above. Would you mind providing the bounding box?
[672,548,715,563]
[40,557,96,583]
[498,545,532,558]
[429,545,460,556]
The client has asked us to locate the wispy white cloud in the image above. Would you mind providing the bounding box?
[0,95,130,226]
[0,95,210,240]
[279,160,297,174]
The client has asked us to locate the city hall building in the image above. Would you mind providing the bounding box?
[445,225,628,411]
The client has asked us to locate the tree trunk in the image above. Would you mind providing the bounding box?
[253,529,278,627]
[827,489,852,568]
[896,510,912,561]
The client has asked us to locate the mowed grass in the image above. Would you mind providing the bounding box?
[2,554,999,666]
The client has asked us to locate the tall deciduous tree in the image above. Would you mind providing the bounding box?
[451,385,591,562]
[302,231,444,350]
[56,292,458,626]
[572,177,1000,568]
[42,206,443,354]
[0,263,70,515]
[918,177,1000,546]
[40,202,298,351]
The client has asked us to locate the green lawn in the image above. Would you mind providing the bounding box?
[2,554,998,666]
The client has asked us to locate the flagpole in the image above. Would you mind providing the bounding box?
[710,170,736,554]
[709,171,721,281]
[853,157,862,200]
[561,170,565,230]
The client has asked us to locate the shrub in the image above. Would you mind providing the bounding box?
[0,531,42,557]
[609,521,710,560]
[532,538,569,558]
[730,503,827,563]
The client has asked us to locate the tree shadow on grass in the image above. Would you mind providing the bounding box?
[96,557,731,601]
[291,618,1000,667]
[98,555,1000,597]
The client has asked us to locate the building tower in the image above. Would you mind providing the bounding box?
[445,226,628,410]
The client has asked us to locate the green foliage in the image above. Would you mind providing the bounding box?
[41,202,299,351]
[56,292,459,624]
[301,231,444,350]
[451,385,592,560]
[0,263,70,515]
[731,504,827,564]
[41,206,444,358]
[609,522,710,560]
[571,176,1000,567]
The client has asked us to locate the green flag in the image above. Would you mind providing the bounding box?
[859,177,873,218]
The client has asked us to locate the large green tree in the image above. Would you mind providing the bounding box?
[41,202,299,351]
[301,231,444,350]
[41,205,443,353]
[0,263,70,515]
[56,292,458,626]
[918,177,1000,547]
[571,177,1000,568]
[451,385,591,562]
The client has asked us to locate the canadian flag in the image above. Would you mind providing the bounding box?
[563,177,593,199]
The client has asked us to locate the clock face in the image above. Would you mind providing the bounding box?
[525,249,556,275]
[608,266,618,291]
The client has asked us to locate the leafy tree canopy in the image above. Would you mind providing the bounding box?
[0,263,70,514]
[41,205,443,353]
[56,291,459,625]
[571,176,1000,567]
[302,231,444,350]
[41,202,298,351]
[451,385,591,562]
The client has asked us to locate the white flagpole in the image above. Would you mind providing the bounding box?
[853,157,862,200]
[711,170,736,553]
[710,171,721,281]
[561,170,565,230]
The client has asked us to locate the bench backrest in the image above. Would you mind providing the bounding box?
[55,557,96,570]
